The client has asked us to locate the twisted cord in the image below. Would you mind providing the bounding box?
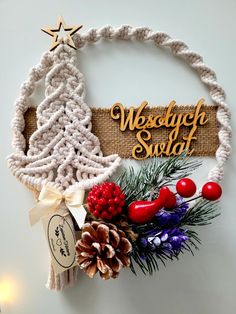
[73,25,231,182]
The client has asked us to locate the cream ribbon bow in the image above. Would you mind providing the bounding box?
[29,184,87,228]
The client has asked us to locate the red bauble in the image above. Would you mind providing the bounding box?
[87,182,125,220]
[176,178,196,198]
[202,181,222,201]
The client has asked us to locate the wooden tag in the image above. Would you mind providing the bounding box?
[41,213,77,274]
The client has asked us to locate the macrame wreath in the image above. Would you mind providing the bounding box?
[7,20,231,290]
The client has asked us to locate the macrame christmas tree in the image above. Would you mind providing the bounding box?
[8,44,120,193]
[8,43,120,290]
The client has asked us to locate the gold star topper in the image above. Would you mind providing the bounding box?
[41,16,83,51]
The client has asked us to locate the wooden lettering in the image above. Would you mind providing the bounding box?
[111,98,208,160]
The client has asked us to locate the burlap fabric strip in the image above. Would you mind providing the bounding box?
[23,105,219,157]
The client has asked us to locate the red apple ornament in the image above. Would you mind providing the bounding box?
[202,181,222,201]
[128,186,171,224]
[176,178,196,198]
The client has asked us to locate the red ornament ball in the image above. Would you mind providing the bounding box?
[202,181,222,201]
[87,182,125,220]
[176,178,196,198]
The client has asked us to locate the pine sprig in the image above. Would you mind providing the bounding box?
[129,241,171,275]
[180,200,220,226]
[129,229,201,276]
[128,199,220,275]
[117,154,201,205]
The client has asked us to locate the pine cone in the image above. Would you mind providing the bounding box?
[76,221,132,279]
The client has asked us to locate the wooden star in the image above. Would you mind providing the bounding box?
[41,16,83,51]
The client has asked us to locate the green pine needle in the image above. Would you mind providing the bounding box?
[180,199,220,226]
[117,153,202,205]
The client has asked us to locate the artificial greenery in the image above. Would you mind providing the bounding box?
[180,199,220,226]
[117,154,220,275]
[117,153,201,205]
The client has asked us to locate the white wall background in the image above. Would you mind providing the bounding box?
[0,0,236,313]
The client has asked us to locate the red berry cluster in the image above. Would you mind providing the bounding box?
[87,182,125,220]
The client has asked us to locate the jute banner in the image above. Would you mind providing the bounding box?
[23,103,219,158]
